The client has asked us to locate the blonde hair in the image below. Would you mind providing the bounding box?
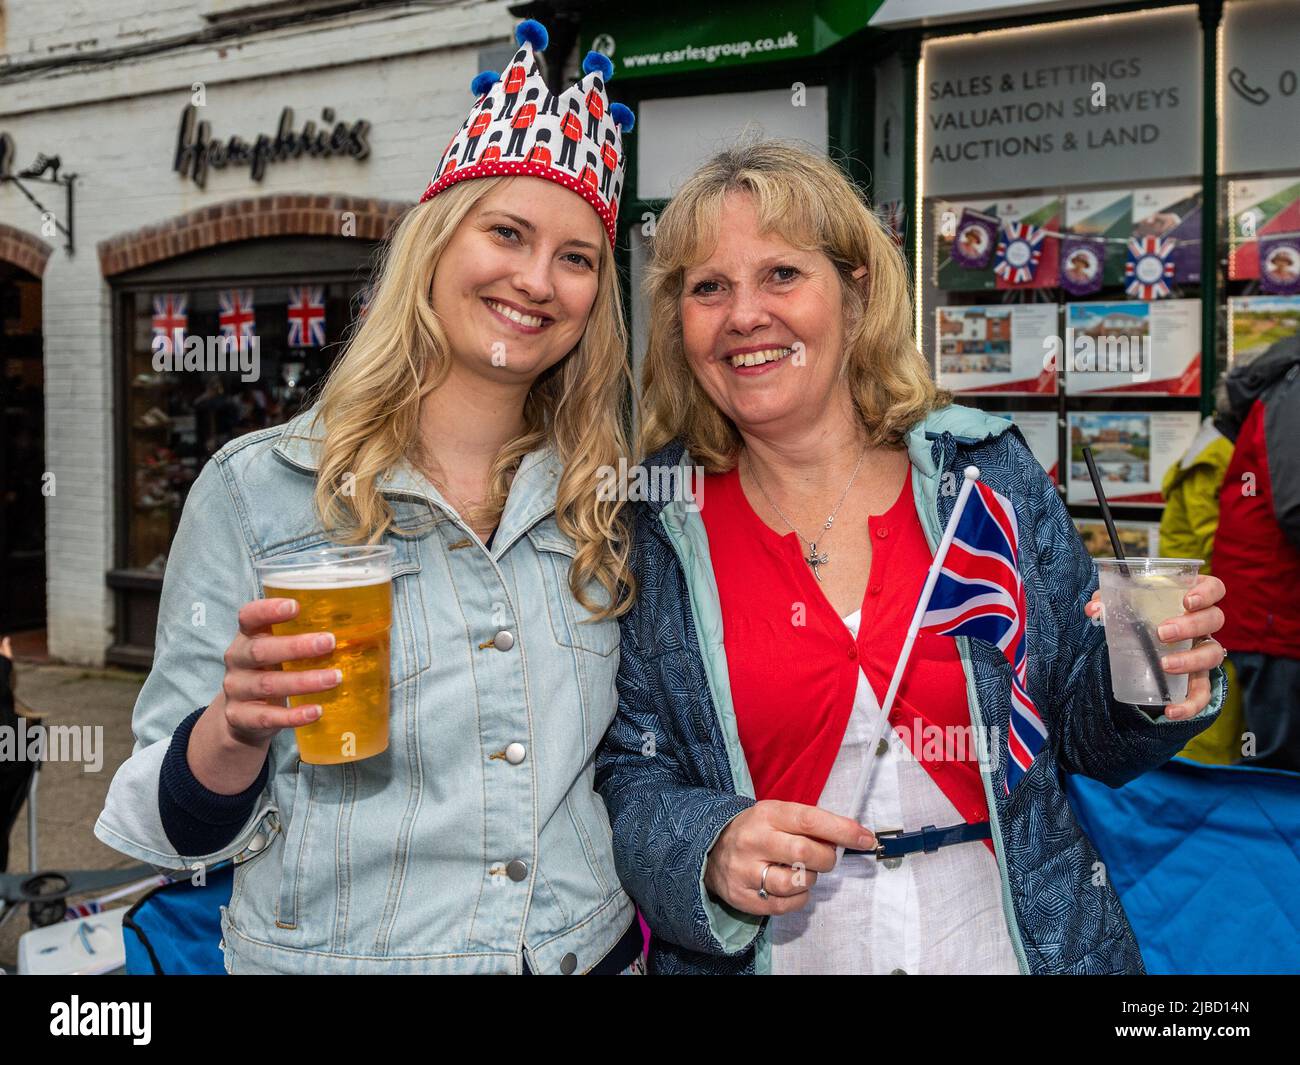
[639,141,947,469]
[307,177,634,617]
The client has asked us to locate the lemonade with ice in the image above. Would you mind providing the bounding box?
[1096,559,1202,706]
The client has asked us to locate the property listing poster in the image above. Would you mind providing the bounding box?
[1062,298,1200,396]
[1067,410,1201,506]
[936,198,999,291]
[936,303,1057,394]
[935,196,1063,291]
[1075,519,1161,558]
[1131,185,1202,285]
[1065,189,1131,288]
[1229,295,1300,368]
[1228,177,1300,280]
[995,195,1062,291]
[997,410,1059,484]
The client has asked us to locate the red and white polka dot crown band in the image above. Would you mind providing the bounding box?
[419,19,634,247]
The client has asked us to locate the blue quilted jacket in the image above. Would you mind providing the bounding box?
[595,404,1225,975]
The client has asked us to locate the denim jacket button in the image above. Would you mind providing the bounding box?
[505,742,527,765]
[506,859,528,882]
[494,630,515,651]
[560,952,577,975]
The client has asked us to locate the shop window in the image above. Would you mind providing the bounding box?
[121,280,365,573]
[918,6,1207,556]
[1220,0,1300,374]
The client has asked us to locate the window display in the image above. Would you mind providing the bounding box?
[918,6,1208,538]
[122,281,365,572]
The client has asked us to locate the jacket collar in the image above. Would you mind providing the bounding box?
[904,403,1016,478]
[270,405,567,538]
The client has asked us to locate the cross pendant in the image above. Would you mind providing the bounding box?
[806,542,830,581]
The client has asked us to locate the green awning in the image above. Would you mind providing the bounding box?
[581,0,886,80]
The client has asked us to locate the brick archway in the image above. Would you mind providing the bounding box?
[97,193,410,277]
[0,223,54,278]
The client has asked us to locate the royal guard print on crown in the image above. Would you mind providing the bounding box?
[420,19,634,247]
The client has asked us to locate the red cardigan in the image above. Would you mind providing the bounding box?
[699,466,992,839]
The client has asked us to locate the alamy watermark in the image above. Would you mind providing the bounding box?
[0,720,104,772]
[152,333,260,383]
[596,457,705,512]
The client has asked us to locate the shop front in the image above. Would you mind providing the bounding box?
[893,0,1299,554]
[0,1,517,666]
[576,0,1300,556]
[101,210,390,666]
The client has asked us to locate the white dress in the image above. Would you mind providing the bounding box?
[768,609,1023,975]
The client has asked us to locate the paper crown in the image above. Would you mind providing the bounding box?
[419,19,634,247]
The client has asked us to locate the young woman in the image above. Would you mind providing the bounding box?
[96,20,644,974]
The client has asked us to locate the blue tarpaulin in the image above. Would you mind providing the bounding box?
[1068,757,1300,974]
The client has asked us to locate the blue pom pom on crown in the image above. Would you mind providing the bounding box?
[582,50,615,82]
[610,102,635,132]
[515,18,549,51]
[470,70,500,96]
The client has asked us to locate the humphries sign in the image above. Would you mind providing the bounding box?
[172,104,371,189]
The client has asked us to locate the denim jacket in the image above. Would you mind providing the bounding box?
[96,406,634,973]
[596,404,1225,975]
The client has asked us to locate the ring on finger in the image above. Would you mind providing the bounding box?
[1192,635,1226,666]
[757,862,778,900]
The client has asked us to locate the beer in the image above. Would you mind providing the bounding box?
[255,545,395,765]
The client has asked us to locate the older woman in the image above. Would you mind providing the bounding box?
[595,141,1228,975]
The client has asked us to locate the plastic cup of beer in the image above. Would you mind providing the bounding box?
[1095,558,1202,706]
[254,544,395,765]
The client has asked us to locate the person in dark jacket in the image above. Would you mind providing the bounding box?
[1212,335,1300,772]
[595,142,1229,975]
[0,636,37,873]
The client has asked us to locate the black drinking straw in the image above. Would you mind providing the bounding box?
[1082,445,1172,704]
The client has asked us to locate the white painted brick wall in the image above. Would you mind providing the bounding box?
[0,0,516,664]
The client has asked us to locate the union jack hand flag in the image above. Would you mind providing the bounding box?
[918,479,1047,793]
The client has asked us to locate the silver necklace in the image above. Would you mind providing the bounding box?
[744,446,868,581]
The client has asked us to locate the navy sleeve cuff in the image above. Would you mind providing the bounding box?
[158,706,270,856]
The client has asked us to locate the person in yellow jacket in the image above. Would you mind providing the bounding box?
[1160,404,1243,765]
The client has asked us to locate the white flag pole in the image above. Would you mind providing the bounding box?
[837,465,982,852]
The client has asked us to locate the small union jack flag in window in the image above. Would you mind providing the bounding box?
[287,285,326,347]
[218,289,256,340]
[151,293,188,355]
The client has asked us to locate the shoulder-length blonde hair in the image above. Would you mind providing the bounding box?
[308,176,634,617]
[639,141,947,469]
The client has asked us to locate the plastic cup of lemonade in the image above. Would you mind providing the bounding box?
[1095,557,1202,706]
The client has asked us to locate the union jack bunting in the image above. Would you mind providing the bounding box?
[218,289,256,340]
[287,285,326,347]
[918,480,1047,793]
[993,220,1045,284]
[151,293,188,355]
[1125,235,1177,300]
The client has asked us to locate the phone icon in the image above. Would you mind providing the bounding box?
[1229,67,1270,106]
